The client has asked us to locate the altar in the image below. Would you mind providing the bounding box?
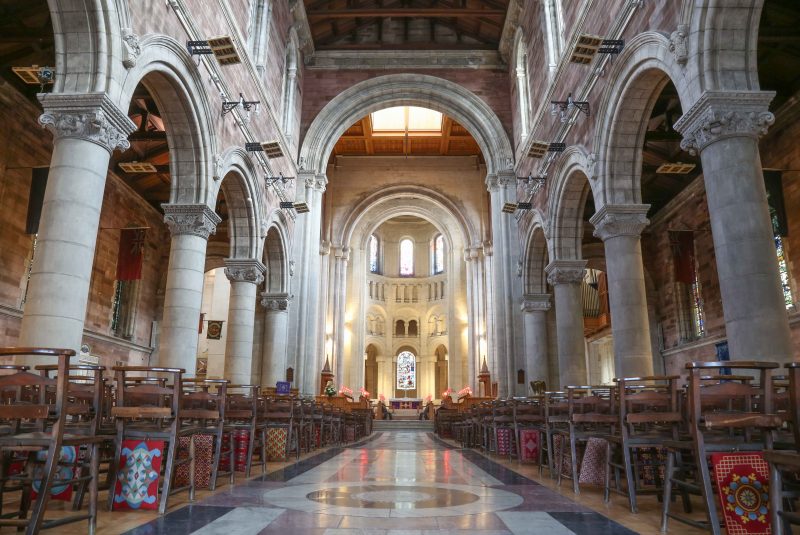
[389,398,422,410]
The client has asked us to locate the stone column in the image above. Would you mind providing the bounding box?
[223,259,265,384]
[160,204,221,372]
[19,93,135,353]
[331,246,350,388]
[260,292,290,387]
[675,91,792,363]
[545,260,588,387]
[590,204,655,377]
[487,172,523,397]
[522,294,551,387]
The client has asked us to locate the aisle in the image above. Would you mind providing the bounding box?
[123,432,636,535]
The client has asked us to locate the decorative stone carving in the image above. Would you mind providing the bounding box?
[224,258,266,285]
[586,152,598,181]
[320,240,331,256]
[590,204,650,241]
[121,28,141,69]
[38,92,136,153]
[516,260,523,278]
[521,293,551,313]
[213,153,225,181]
[668,24,689,66]
[545,260,587,286]
[674,91,776,155]
[163,204,222,239]
[261,292,290,311]
[289,260,296,277]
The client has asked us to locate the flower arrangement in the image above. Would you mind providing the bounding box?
[442,388,453,398]
[457,386,473,398]
[379,394,386,402]
[359,387,370,399]
[339,385,353,397]
[324,380,336,397]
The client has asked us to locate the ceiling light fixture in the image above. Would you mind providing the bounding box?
[222,93,260,118]
[265,173,294,187]
[551,93,590,123]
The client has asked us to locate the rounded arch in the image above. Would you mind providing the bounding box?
[300,74,513,175]
[116,34,217,205]
[263,225,288,294]
[213,148,263,260]
[547,146,596,260]
[522,213,551,295]
[593,32,695,206]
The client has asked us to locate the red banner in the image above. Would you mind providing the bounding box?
[670,231,695,284]
[116,228,146,281]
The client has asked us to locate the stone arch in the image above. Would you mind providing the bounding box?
[116,34,217,205]
[263,226,288,294]
[300,74,513,176]
[593,32,695,206]
[47,0,130,94]
[685,0,764,93]
[547,146,596,260]
[213,148,263,260]
[522,214,550,295]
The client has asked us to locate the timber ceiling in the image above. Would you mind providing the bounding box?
[758,0,800,110]
[0,0,54,100]
[303,0,511,51]
[332,112,483,159]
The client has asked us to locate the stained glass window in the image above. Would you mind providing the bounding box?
[400,238,414,276]
[775,234,793,308]
[433,234,444,274]
[396,351,416,390]
[368,234,379,273]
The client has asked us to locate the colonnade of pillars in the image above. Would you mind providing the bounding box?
[521,91,794,387]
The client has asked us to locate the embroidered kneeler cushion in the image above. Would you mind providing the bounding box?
[113,440,164,510]
[551,435,573,478]
[31,446,77,501]
[344,426,355,443]
[578,437,608,485]
[496,428,515,456]
[519,429,539,462]
[234,429,250,472]
[711,452,771,535]
[637,447,667,486]
[267,428,288,462]
[175,434,214,489]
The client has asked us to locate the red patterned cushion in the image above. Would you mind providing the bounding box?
[175,434,213,488]
[711,452,771,535]
[267,428,288,462]
[113,440,164,510]
[519,429,539,462]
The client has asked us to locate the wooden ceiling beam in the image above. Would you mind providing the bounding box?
[307,8,505,18]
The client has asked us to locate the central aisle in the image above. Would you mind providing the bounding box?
[124,432,636,534]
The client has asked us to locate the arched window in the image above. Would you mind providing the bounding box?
[432,234,444,274]
[396,351,416,391]
[281,37,299,139]
[408,320,418,337]
[395,320,406,336]
[247,0,272,76]
[399,238,414,276]
[543,0,565,74]
[368,234,379,273]
[514,32,531,139]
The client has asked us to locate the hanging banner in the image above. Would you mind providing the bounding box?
[116,228,146,281]
[25,168,48,235]
[669,230,695,284]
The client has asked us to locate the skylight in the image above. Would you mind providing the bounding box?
[371,106,443,135]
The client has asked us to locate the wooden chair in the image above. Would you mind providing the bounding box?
[488,400,515,458]
[107,366,198,515]
[543,391,569,478]
[511,397,546,464]
[603,376,682,513]
[766,362,800,534]
[0,348,105,535]
[555,386,616,494]
[264,398,299,460]
[181,378,232,489]
[661,361,782,535]
[225,385,266,477]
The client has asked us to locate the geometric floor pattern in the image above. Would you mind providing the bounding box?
[123,431,637,534]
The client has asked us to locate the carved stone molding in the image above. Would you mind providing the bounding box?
[163,204,222,239]
[224,258,266,285]
[121,28,141,69]
[545,260,587,286]
[521,293,551,313]
[590,204,650,241]
[260,292,290,311]
[38,92,136,153]
[674,91,776,155]
[485,171,515,192]
[668,24,689,66]
[334,246,351,262]
[464,246,482,262]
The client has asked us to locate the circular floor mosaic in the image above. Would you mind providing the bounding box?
[262,481,523,517]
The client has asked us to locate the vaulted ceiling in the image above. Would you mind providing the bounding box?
[303,0,511,50]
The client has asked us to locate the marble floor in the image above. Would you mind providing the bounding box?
[114,431,656,535]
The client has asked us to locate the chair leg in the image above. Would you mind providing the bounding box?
[209,431,223,491]
[660,450,675,533]
[770,463,783,535]
[569,432,580,495]
[245,427,256,478]
[88,442,100,535]
[622,444,638,513]
[260,428,268,474]
[604,440,612,503]
[556,435,564,487]
[694,445,722,535]
[188,437,196,502]
[545,429,555,479]
[26,443,61,535]
[107,430,124,511]
[158,438,179,515]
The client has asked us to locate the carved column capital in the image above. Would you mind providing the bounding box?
[260,292,290,311]
[464,245,482,262]
[485,171,515,192]
[545,260,586,286]
[674,91,776,155]
[590,204,650,241]
[37,92,136,153]
[521,293,551,312]
[163,204,221,239]
[224,258,266,285]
